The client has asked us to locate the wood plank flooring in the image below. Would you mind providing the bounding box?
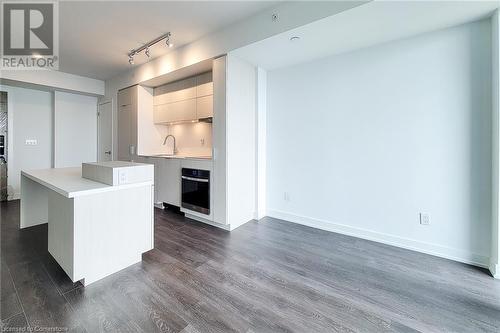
[1,199,500,332]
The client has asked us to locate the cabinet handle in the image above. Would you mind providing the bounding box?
[181,176,209,183]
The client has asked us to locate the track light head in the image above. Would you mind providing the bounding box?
[145,47,151,58]
[166,33,173,48]
[128,54,134,65]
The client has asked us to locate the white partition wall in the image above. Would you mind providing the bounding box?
[491,10,500,279]
[226,54,257,229]
[54,91,98,167]
[0,85,53,200]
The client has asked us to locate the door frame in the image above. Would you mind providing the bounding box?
[97,99,113,162]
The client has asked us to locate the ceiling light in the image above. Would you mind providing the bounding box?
[127,32,172,64]
[166,33,173,48]
[290,36,300,42]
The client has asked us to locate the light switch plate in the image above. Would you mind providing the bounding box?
[25,139,37,145]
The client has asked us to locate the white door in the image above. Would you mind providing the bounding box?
[98,101,113,162]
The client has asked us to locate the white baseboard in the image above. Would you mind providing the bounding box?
[254,210,267,220]
[266,209,490,269]
[184,213,231,231]
[490,263,499,279]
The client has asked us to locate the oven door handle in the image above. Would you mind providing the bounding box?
[181,176,209,183]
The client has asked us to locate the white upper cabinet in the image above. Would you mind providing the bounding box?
[196,72,213,97]
[154,77,196,105]
[196,95,213,119]
[154,99,196,124]
[153,72,213,124]
[118,87,132,107]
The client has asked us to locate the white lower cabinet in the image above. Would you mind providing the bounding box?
[134,156,159,203]
[157,158,181,206]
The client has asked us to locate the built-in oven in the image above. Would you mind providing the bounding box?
[181,168,210,215]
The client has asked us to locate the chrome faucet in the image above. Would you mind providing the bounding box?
[163,134,177,154]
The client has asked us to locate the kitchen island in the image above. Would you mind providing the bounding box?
[20,163,154,286]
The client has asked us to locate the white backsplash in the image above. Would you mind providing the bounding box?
[162,122,213,156]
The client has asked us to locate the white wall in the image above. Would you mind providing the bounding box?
[54,91,98,167]
[491,10,500,278]
[256,67,267,220]
[226,55,256,229]
[0,85,53,199]
[266,20,492,267]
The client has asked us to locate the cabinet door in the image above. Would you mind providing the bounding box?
[196,72,213,97]
[117,86,137,161]
[154,77,196,105]
[118,88,132,107]
[164,159,181,206]
[157,159,181,206]
[196,95,213,119]
[154,99,196,124]
[153,104,168,124]
[117,103,131,161]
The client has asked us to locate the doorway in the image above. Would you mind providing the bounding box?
[97,101,113,162]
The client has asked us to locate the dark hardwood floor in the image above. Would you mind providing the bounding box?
[1,199,500,332]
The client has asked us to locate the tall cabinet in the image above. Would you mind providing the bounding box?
[117,86,138,161]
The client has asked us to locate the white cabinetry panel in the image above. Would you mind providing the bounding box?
[196,95,213,119]
[154,77,196,105]
[196,72,213,97]
[153,72,213,125]
[157,158,181,206]
[154,99,197,124]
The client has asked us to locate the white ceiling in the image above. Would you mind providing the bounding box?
[233,0,500,70]
[58,1,279,80]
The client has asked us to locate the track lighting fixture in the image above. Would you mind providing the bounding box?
[127,32,173,64]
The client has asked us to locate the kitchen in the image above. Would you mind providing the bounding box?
[116,56,256,230]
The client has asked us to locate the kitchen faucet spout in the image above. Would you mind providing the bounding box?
[163,134,177,154]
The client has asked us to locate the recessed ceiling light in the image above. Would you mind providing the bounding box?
[290,36,300,42]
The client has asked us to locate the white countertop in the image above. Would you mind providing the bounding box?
[139,154,212,160]
[22,167,153,198]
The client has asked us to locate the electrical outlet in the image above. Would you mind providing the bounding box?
[284,192,290,202]
[200,138,205,146]
[118,170,128,184]
[420,213,430,225]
